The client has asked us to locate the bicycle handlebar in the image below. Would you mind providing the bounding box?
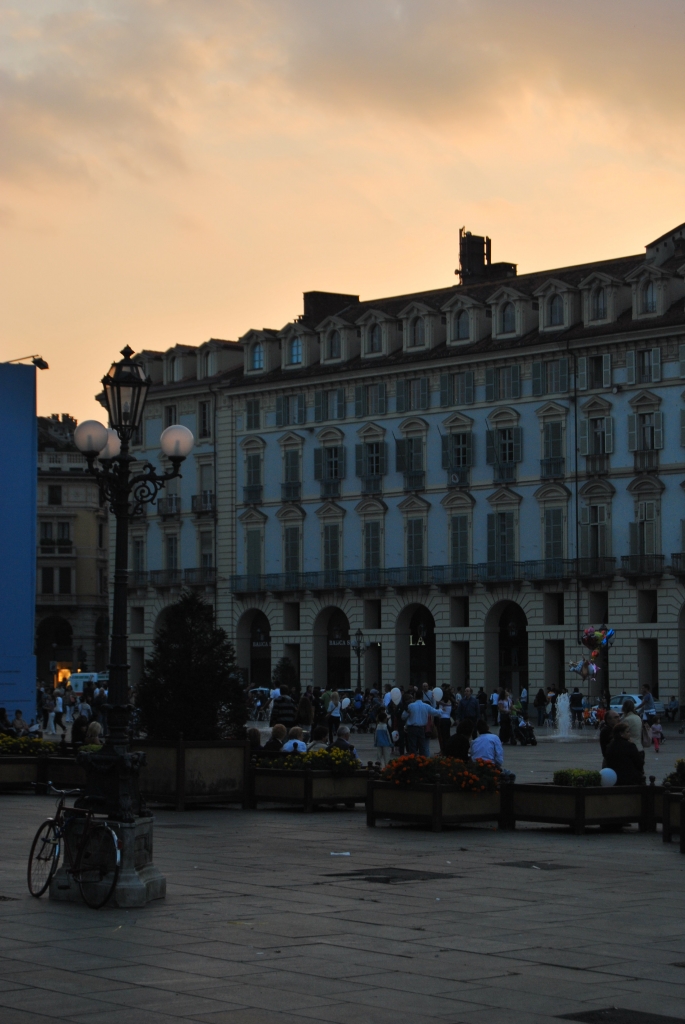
[43,783,83,797]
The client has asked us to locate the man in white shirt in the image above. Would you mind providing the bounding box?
[401,696,442,756]
[471,719,504,767]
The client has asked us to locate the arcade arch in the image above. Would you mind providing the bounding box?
[395,603,436,690]
[484,601,528,697]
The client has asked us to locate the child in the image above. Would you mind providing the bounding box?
[651,717,663,754]
[374,711,393,765]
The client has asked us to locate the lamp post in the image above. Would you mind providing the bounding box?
[354,628,364,692]
[73,346,194,824]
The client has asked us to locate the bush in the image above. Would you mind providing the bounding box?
[663,759,685,789]
[0,735,58,758]
[380,754,501,792]
[553,769,602,787]
[136,591,248,742]
[258,748,361,775]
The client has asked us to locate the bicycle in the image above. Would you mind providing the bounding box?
[27,784,121,909]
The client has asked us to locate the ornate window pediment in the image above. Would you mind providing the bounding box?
[399,416,429,437]
[533,483,571,504]
[315,500,345,519]
[440,490,475,511]
[487,406,520,428]
[357,421,386,442]
[536,400,568,421]
[397,299,435,318]
[627,476,664,496]
[628,389,661,411]
[238,507,267,525]
[240,434,266,452]
[276,504,306,521]
[442,411,473,431]
[354,497,387,516]
[397,494,431,514]
[278,431,305,449]
[316,426,345,445]
[579,479,615,500]
[581,395,612,416]
[487,486,522,508]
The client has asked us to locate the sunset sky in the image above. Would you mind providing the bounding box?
[2,0,685,424]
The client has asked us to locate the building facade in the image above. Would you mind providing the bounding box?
[36,416,110,686]
[125,223,685,702]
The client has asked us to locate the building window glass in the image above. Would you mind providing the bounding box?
[284,526,300,573]
[204,351,216,377]
[364,521,381,570]
[246,399,260,430]
[455,310,470,340]
[165,535,178,572]
[246,529,262,576]
[42,567,54,594]
[580,504,608,558]
[164,405,177,428]
[487,511,515,563]
[325,447,341,480]
[590,418,607,454]
[631,501,657,555]
[198,401,211,439]
[48,485,62,506]
[98,568,107,595]
[450,515,468,564]
[367,323,382,354]
[132,538,145,572]
[246,453,261,487]
[549,294,564,326]
[288,337,302,365]
[328,330,341,359]
[284,449,300,483]
[251,343,264,371]
[323,524,340,572]
[57,522,70,542]
[544,508,564,560]
[409,317,425,347]
[642,281,657,314]
[200,532,213,568]
[543,421,563,459]
[406,518,424,567]
[591,287,607,320]
[58,567,71,595]
[501,303,515,333]
[367,383,384,415]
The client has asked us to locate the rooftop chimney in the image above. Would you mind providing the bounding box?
[456,228,516,282]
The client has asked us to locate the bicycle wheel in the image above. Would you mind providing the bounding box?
[76,824,121,909]
[27,820,60,897]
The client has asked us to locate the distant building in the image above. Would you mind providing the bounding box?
[36,415,109,686]
[121,223,685,702]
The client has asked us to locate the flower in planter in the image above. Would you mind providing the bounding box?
[552,769,602,787]
[257,748,361,775]
[380,754,501,792]
[662,758,685,789]
[0,735,59,758]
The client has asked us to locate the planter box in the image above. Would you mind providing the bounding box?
[130,738,250,810]
[250,768,369,812]
[500,783,660,835]
[367,779,501,832]
[662,790,683,848]
[0,757,86,794]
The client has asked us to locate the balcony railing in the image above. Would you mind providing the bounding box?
[493,463,516,485]
[320,480,341,499]
[403,470,425,492]
[586,454,609,475]
[620,554,665,577]
[634,450,659,472]
[477,561,525,583]
[183,567,217,585]
[446,467,470,488]
[39,541,74,555]
[670,553,685,576]
[361,475,383,495]
[191,492,215,513]
[281,481,302,501]
[243,485,263,505]
[128,570,149,587]
[523,558,575,581]
[149,569,183,587]
[540,457,565,480]
[157,495,181,516]
[576,556,616,578]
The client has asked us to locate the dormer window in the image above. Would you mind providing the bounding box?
[367,323,382,354]
[591,287,607,321]
[169,357,176,381]
[251,343,264,371]
[328,330,341,360]
[549,294,564,327]
[409,317,425,348]
[288,337,302,365]
[204,351,216,377]
[453,310,469,341]
[642,281,657,314]
[501,303,515,334]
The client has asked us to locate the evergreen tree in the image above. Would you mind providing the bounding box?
[272,656,299,696]
[136,591,247,741]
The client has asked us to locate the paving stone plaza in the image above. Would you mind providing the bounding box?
[2,730,685,1024]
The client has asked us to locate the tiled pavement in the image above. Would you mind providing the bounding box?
[1,732,684,1024]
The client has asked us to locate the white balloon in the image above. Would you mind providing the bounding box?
[341,697,350,709]
[433,687,444,702]
[599,768,617,787]
[390,687,402,705]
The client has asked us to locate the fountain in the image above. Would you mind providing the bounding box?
[554,691,572,740]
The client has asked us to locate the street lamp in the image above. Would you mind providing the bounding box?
[73,346,194,823]
[354,628,364,692]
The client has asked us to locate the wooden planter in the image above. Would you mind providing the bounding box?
[0,757,87,793]
[662,790,683,850]
[500,782,660,835]
[130,738,250,810]
[250,767,369,812]
[366,779,501,832]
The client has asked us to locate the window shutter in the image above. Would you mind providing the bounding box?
[680,344,685,378]
[246,530,262,576]
[626,350,636,385]
[314,391,324,422]
[413,436,425,471]
[681,409,685,447]
[441,434,451,470]
[627,414,638,452]
[576,356,587,390]
[579,505,589,558]
[512,427,523,462]
[504,511,515,561]
[485,367,497,402]
[451,515,468,565]
[653,411,664,450]
[440,373,453,407]
[579,418,589,456]
[295,394,306,424]
[604,417,614,454]
[419,377,429,410]
[487,514,496,562]
[377,383,386,415]
[559,357,569,393]
[338,446,347,479]
[276,395,287,427]
[395,439,407,472]
[396,379,407,413]
[510,364,521,399]
[336,388,346,420]
[532,362,544,397]
[486,429,496,465]
[355,385,366,418]
[355,444,365,477]
[463,371,474,404]
[651,347,661,382]
[464,433,474,467]
[313,448,323,480]
[379,442,388,475]
[602,353,612,388]
[644,518,656,556]
[629,521,638,556]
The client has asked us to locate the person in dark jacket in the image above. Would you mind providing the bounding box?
[262,724,287,752]
[445,719,473,761]
[604,722,645,785]
[270,687,297,729]
[71,713,89,747]
[599,709,619,761]
[457,687,480,725]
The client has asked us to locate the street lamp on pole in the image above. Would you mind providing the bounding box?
[354,628,364,693]
[73,346,194,822]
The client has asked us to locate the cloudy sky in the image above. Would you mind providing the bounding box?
[2,0,685,421]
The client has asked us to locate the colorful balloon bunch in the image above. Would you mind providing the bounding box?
[581,626,615,654]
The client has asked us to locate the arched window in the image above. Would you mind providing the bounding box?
[501,302,515,334]
[455,309,470,341]
[549,294,564,327]
[328,330,341,359]
[367,323,382,354]
[591,287,607,321]
[410,317,425,347]
[288,337,302,365]
[250,343,264,371]
[642,280,657,314]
